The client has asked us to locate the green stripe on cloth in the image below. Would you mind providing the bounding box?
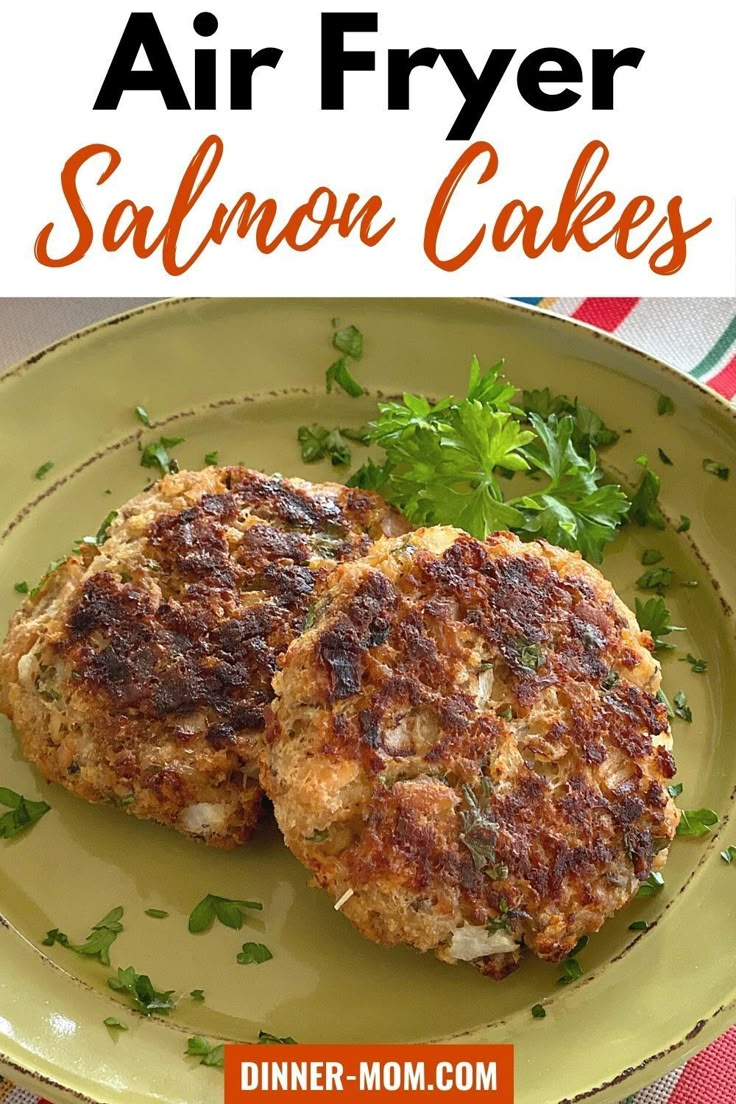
[691,315,736,379]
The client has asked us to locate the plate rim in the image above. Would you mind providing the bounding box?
[1,295,734,1104]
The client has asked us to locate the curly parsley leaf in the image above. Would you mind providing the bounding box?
[108,966,176,1016]
[353,360,628,563]
[185,1036,225,1068]
[237,942,273,965]
[517,414,630,562]
[0,786,51,840]
[677,808,719,837]
[188,894,262,934]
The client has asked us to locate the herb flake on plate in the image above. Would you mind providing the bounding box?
[0,786,51,840]
[34,461,54,480]
[108,966,176,1016]
[43,906,124,966]
[635,596,683,652]
[188,894,262,933]
[720,846,736,864]
[185,1036,224,1068]
[326,358,364,398]
[673,690,692,723]
[637,872,665,897]
[676,808,719,837]
[258,1030,297,1045]
[104,1016,128,1031]
[680,653,707,674]
[140,437,184,477]
[237,942,273,965]
[135,406,151,427]
[703,459,729,481]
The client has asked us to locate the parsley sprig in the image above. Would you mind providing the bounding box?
[350,358,629,563]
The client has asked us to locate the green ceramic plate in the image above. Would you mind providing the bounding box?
[1,298,735,1104]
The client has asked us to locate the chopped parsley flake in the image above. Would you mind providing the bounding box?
[188,894,262,933]
[14,581,29,594]
[43,906,124,966]
[459,777,499,872]
[673,690,692,723]
[637,872,665,897]
[635,596,683,652]
[720,846,736,864]
[204,451,219,467]
[0,786,51,840]
[557,957,584,985]
[237,942,273,966]
[680,653,707,674]
[140,437,184,477]
[677,515,691,533]
[518,641,545,670]
[667,783,684,799]
[531,1004,546,1019]
[676,808,719,837]
[135,406,151,427]
[657,448,673,466]
[190,989,205,1001]
[258,1031,297,1045]
[298,424,366,467]
[108,965,176,1016]
[657,395,675,416]
[628,920,651,931]
[641,549,663,566]
[104,1016,128,1031]
[326,358,364,398]
[185,1036,224,1069]
[333,324,363,361]
[629,468,665,530]
[34,461,54,480]
[145,909,169,919]
[703,459,729,481]
[636,566,673,593]
[307,828,329,843]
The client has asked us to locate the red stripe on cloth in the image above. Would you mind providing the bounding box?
[572,297,640,331]
[706,350,736,401]
[668,1027,736,1104]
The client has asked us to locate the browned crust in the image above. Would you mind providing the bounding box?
[263,527,679,972]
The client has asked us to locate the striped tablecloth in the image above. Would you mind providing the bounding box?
[1,297,735,1104]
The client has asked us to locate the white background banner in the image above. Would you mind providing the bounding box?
[0,0,733,295]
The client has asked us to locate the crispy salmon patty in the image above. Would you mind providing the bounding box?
[262,526,679,977]
[0,468,407,847]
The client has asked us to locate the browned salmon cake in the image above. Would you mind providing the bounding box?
[262,526,679,977]
[0,468,407,847]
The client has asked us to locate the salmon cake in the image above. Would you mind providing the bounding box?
[0,468,407,847]
[262,526,680,977]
